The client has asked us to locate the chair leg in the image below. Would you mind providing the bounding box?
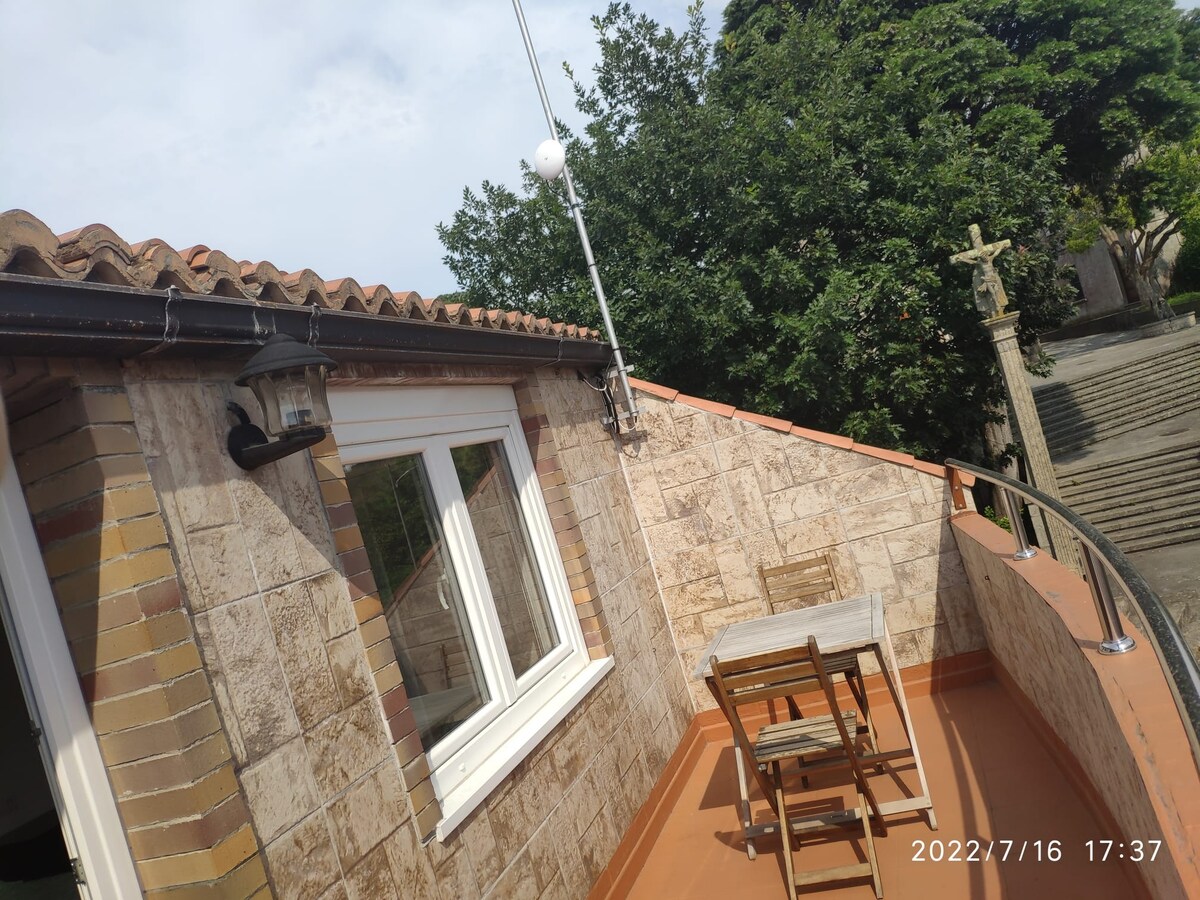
[773,763,799,900]
[859,791,883,899]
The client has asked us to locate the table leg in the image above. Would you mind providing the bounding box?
[874,632,938,831]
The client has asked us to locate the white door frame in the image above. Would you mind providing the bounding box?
[0,455,143,898]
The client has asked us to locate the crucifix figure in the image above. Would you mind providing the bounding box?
[951,223,1012,319]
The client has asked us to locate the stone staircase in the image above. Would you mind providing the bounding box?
[1031,332,1200,554]
[1056,443,1200,553]
[1032,339,1200,457]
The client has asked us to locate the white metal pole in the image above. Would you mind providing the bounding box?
[511,0,639,427]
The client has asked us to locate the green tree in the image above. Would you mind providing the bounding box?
[441,2,1136,460]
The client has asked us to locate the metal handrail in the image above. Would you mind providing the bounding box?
[945,458,1200,769]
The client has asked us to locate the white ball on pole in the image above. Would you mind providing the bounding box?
[533,138,566,181]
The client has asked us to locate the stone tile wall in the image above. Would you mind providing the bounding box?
[123,360,689,899]
[5,358,268,897]
[952,511,1200,900]
[619,390,984,710]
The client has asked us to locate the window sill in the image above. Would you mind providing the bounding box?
[432,656,615,841]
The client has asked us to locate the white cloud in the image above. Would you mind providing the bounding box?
[0,0,716,296]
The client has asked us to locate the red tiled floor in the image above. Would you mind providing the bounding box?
[620,679,1139,899]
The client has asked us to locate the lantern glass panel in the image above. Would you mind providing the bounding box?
[249,366,330,436]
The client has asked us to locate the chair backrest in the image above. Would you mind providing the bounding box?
[758,552,842,614]
[710,635,847,760]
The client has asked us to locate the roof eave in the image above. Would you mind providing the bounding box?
[0,273,610,370]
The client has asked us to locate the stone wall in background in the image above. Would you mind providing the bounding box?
[620,388,984,711]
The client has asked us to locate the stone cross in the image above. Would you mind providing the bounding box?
[951,224,1012,319]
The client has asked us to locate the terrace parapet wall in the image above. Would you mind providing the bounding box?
[118,359,690,899]
[952,511,1200,900]
[621,384,983,711]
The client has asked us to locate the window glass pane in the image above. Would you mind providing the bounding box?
[450,441,559,679]
[345,454,488,748]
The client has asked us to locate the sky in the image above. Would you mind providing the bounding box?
[1,0,1196,298]
[0,1,722,298]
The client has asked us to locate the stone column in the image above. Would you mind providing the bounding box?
[983,312,1082,574]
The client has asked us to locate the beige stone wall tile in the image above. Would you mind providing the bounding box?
[669,408,710,447]
[782,438,831,484]
[884,594,944,634]
[652,446,719,491]
[690,477,738,542]
[739,530,783,572]
[488,849,540,900]
[206,596,300,762]
[240,737,320,844]
[145,382,241,533]
[186,525,259,611]
[461,808,503,895]
[325,762,406,870]
[703,410,750,440]
[894,550,969,597]
[305,697,393,801]
[839,495,915,541]
[623,462,667,526]
[884,519,952,565]
[275,446,340,578]
[577,801,620,885]
[659,483,699,521]
[263,583,342,729]
[648,545,713,588]
[661,575,726,621]
[264,813,341,900]
[764,478,837,527]
[523,819,564,896]
[226,467,305,593]
[432,845,480,900]
[818,444,877,477]
[713,434,752,473]
[384,825,438,899]
[307,570,359,640]
[776,512,845,557]
[747,431,793,494]
[327,631,375,707]
[829,462,903,506]
[644,515,707,558]
[719,466,772,533]
[345,842,400,900]
[848,536,898,597]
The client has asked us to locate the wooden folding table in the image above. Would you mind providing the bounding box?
[692,592,937,859]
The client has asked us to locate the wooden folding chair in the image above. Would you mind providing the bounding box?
[758,555,877,757]
[711,636,884,900]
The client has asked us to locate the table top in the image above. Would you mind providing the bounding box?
[691,592,885,680]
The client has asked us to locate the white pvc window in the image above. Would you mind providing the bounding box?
[330,386,611,836]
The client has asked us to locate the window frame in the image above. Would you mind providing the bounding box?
[330,385,612,835]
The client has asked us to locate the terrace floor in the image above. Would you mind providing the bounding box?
[615,677,1142,899]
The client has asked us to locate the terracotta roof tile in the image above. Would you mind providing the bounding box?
[0,209,602,343]
[630,377,952,482]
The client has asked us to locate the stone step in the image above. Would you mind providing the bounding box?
[1082,490,1200,529]
[1034,341,1200,406]
[1045,394,1200,454]
[1119,523,1200,554]
[1039,371,1200,430]
[1065,480,1200,520]
[1059,455,1200,506]
[1056,442,1199,480]
[1039,379,1200,436]
[1101,507,1200,544]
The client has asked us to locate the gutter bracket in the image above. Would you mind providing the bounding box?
[138,286,182,356]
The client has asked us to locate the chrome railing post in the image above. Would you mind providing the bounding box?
[1079,542,1136,655]
[999,488,1037,560]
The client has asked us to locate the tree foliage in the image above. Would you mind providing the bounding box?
[438,0,1197,460]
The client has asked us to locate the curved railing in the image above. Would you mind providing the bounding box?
[945,458,1200,768]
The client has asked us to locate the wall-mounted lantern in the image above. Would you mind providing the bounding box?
[226,334,338,470]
